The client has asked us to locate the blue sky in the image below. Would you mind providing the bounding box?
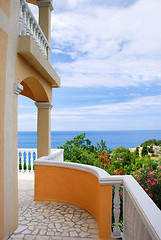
[18,0,161,131]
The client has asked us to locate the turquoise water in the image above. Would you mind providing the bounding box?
[18,130,161,149]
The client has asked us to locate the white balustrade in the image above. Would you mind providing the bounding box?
[113,183,121,237]
[18,149,161,240]
[18,148,37,172]
[106,175,160,240]
[119,176,160,240]
[18,149,64,172]
[19,0,50,58]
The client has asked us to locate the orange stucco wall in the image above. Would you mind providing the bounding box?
[35,165,112,239]
[15,54,52,102]
[0,28,8,239]
[0,0,10,18]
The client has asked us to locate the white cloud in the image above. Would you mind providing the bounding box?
[51,0,161,88]
[52,95,161,117]
[18,113,36,120]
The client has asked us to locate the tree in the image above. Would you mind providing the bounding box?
[148,145,154,154]
[58,133,110,165]
[157,140,161,146]
[135,147,139,156]
[141,143,148,157]
[147,139,157,146]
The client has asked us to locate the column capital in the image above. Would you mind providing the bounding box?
[37,0,54,11]
[35,102,53,109]
[14,83,23,95]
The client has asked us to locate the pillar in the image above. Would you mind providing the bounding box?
[37,0,54,61]
[35,102,53,158]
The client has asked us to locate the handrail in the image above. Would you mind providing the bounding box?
[123,175,161,240]
[34,158,111,184]
[18,149,161,240]
[35,155,161,240]
[19,0,50,58]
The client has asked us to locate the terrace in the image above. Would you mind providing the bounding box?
[1,0,160,239]
[9,149,161,240]
[9,172,99,240]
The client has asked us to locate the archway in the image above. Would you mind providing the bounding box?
[18,76,53,158]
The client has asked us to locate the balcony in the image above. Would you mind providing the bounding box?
[12,149,161,240]
[17,0,60,88]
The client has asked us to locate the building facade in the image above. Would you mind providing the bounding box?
[0,0,60,238]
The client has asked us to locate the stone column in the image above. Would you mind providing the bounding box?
[35,102,53,158]
[37,0,53,61]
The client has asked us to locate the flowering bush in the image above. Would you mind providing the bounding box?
[135,166,161,209]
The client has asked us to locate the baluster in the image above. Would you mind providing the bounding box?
[113,183,121,237]
[22,6,27,36]
[31,151,34,172]
[42,39,46,56]
[30,18,34,37]
[133,209,138,240]
[21,151,24,172]
[38,32,42,49]
[123,188,127,239]
[26,151,29,172]
[32,23,36,41]
[19,0,50,57]
[36,28,39,46]
[129,204,134,238]
[131,207,136,239]
[26,12,31,36]
[128,199,134,239]
[135,213,139,240]
[40,35,43,53]
[143,226,150,240]
[18,150,21,172]
[137,217,144,240]
[19,0,23,35]
[126,194,131,239]
[44,43,47,58]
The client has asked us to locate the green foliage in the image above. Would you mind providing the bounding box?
[141,139,161,146]
[107,146,135,175]
[148,145,154,154]
[141,143,148,157]
[157,140,161,146]
[135,146,139,156]
[19,158,22,170]
[135,166,161,209]
[58,134,161,209]
[58,133,110,165]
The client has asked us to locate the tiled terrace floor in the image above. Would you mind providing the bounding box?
[9,173,99,240]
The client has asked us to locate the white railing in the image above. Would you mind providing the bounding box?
[33,155,161,240]
[19,150,161,239]
[18,148,61,172]
[18,148,37,172]
[19,0,50,58]
[110,176,161,240]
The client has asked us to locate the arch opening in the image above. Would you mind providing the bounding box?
[20,77,50,102]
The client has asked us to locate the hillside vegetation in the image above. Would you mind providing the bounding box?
[58,133,161,209]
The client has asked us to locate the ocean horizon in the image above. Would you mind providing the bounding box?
[18,130,161,150]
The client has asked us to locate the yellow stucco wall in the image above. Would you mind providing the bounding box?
[0,0,57,238]
[35,166,112,239]
[0,0,10,17]
[37,107,51,157]
[0,27,8,240]
[15,54,52,102]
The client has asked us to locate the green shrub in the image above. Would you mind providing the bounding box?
[135,166,161,209]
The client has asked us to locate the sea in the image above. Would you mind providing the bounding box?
[18,130,161,150]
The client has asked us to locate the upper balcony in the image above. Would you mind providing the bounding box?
[17,0,60,88]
